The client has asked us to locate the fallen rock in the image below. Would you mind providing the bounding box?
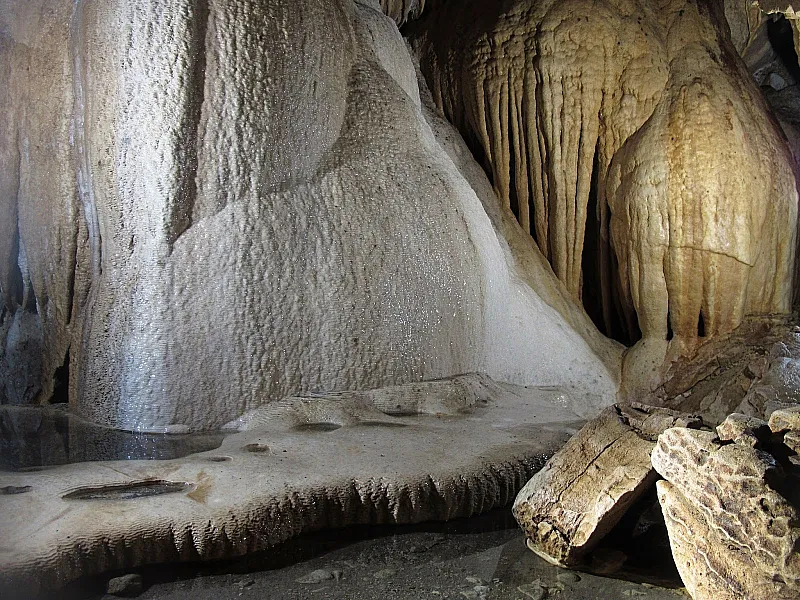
[652,427,800,600]
[296,569,337,584]
[715,413,771,447]
[651,318,800,425]
[784,431,800,453]
[769,406,800,433]
[106,573,143,597]
[516,582,547,600]
[513,403,702,566]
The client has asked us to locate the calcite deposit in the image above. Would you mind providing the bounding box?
[0,374,583,595]
[409,0,798,381]
[2,0,800,596]
[0,0,620,431]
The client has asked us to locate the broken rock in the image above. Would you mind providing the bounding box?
[769,406,800,434]
[512,403,701,566]
[652,427,800,600]
[715,413,771,447]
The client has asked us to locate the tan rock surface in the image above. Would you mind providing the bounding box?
[649,317,800,424]
[715,412,771,446]
[512,403,701,566]
[652,427,800,600]
[409,0,797,375]
[769,405,800,433]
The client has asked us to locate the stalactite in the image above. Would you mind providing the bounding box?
[410,0,798,357]
[379,0,426,25]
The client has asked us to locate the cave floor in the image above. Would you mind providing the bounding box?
[49,509,687,600]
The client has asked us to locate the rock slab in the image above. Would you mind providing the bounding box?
[652,427,800,600]
[512,403,701,566]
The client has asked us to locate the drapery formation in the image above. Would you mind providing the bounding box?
[409,0,798,346]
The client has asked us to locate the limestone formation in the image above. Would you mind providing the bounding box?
[0,374,583,595]
[769,405,800,433]
[0,0,620,431]
[409,0,798,372]
[715,412,772,446]
[379,0,426,24]
[652,426,800,600]
[512,403,701,566]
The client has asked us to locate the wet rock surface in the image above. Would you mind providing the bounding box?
[0,376,585,595]
[512,403,701,567]
[652,426,800,600]
[0,406,224,470]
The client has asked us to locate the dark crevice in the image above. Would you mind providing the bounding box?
[768,16,800,81]
[580,142,640,346]
[581,141,605,337]
[50,349,70,404]
[508,153,520,221]
[666,311,674,342]
[65,232,78,323]
[697,311,706,338]
[4,137,25,311]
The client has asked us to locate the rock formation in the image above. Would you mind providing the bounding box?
[512,403,701,566]
[649,317,800,424]
[409,0,798,384]
[652,423,800,600]
[513,403,800,599]
[2,0,800,595]
[0,0,620,431]
[0,374,583,595]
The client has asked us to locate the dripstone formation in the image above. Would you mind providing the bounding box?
[1,0,799,597]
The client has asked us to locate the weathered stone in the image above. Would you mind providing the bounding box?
[716,413,771,447]
[512,403,701,566]
[106,573,143,597]
[785,431,800,454]
[652,427,800,600]
[652,318,800,425]
[769,406,800,433]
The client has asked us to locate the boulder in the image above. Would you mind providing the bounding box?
[512,403,701,566]
[652,427,800,600]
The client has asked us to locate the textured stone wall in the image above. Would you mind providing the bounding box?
[409,0,798,366]
[0,0,620,430]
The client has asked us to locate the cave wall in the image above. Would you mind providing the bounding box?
[0,0,620,431]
